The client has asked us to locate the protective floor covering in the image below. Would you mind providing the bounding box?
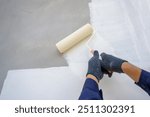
[0,0,150,100]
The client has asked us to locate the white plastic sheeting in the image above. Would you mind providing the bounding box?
[0,0,150,99]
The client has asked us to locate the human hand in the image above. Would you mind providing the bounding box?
[87,50,103,82]
[100,53,127,73]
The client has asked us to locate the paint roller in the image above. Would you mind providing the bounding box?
[56,24,112,77]
[56,23,94,53]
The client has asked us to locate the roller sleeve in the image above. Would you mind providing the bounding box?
[56,23,93,53]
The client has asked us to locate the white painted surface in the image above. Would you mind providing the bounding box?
[89,0,150,70]
[0,0,150,99]
[0,67,84,100]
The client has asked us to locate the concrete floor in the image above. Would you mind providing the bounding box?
[0,0,90,93]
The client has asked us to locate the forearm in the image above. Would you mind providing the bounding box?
[79,75,103,100]
[86,74,99,84]
[121,62,150,96]
[121,62,142,83]
[135,70,150,96]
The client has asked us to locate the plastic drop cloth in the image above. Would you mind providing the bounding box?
[0,0,150,99]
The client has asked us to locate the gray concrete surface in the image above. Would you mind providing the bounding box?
[0,0,90,94]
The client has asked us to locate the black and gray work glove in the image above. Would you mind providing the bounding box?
[87,50,103,82]
[100,53,127,73]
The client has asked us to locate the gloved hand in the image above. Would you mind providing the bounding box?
[87,50,103,82]
[101,65,113,77]
[100,53,127,73]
